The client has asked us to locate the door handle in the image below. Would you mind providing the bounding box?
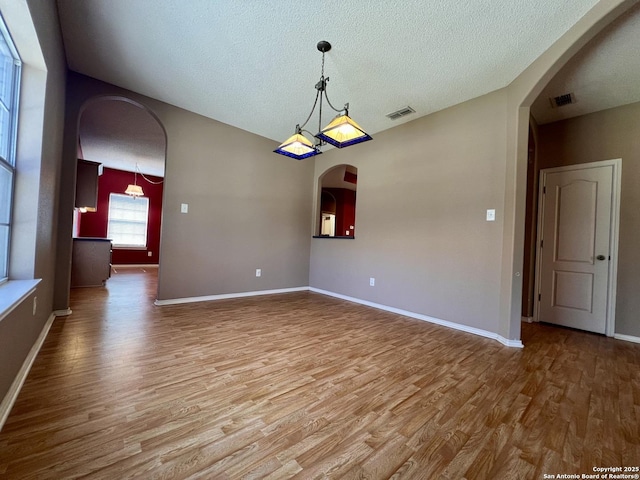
[596,255,606,261]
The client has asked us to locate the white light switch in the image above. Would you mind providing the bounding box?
[369,277,375,286]
[256,269,261,277]
[181,203,188,213]
[486,209,496,221]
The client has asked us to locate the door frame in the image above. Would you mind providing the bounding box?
[533,158,622,336]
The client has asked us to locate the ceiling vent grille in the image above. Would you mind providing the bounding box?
[386,106,415,120]
[550,93,575,108]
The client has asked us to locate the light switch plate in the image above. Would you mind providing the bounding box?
[181,203,188,213]
[486,209,496,221]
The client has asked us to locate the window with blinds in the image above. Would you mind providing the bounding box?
[0,14,21,282]
[107,193,149,248]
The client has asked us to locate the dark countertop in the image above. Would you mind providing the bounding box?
[73,237,112,242]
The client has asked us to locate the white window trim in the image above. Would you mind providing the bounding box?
[107,193,150,249]
[0,12,22,283]
[0,278,40,324]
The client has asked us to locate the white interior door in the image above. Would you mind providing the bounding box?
[537,163,616,334]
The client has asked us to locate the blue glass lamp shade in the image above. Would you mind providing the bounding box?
[273,133,321,160]
[316,114,372,148]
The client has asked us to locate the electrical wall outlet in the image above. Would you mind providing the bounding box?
[181,203,189,213]
[148,251,152,257]
[369,277,375,286]
[256,269,261,277]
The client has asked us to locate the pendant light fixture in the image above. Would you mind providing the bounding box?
[274,41,372,160]
[125,163,144,197]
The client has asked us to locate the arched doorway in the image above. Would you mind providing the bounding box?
[316,164,357,238]
[72,96,167,294]
[510,1,636,342]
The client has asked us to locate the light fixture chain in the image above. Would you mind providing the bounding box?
[138,171,164,185]
[134,163,164,185]
[320,50,342,113]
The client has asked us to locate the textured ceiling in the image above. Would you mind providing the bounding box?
[56,0,604,151]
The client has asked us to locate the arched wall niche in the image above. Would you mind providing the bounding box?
[315,164,357,238]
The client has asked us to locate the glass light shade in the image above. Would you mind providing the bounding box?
[125,184,144,196]
[273,133,321,160]
[317,114,372,148]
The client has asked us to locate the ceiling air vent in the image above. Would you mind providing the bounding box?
[550,93,576,108]
[386,106,416,120]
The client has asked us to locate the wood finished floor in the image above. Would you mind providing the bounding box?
[0,269,639,479]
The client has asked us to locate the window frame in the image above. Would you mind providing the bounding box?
[106,193,150,249]
[0,13,22,284]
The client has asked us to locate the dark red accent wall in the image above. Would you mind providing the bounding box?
[325,188,356,236]
[78,166,163,264]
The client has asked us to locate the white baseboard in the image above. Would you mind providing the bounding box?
[157,286,524,348]
[0,310,61,431]
[150,285,524,347]
[310,287,524,348]
[154,286,310,306]
[53,308,72,317]
[614,333,640,344]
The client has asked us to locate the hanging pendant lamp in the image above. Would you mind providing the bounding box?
[317,109,372,148]
[274,127,321,159]
[125,164,144,197]
[273,41,371,160]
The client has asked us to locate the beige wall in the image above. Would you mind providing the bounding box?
[537,101,640,337]
[310,90,509,334]
[157,105,313,299]
[0,1,67,403]
[57,72,314,306]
